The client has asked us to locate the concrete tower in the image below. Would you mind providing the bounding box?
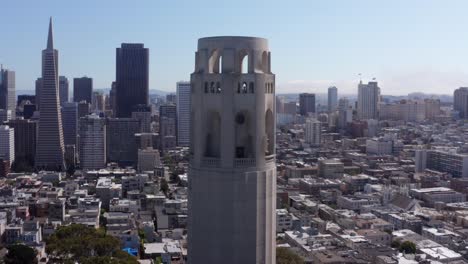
[35,18,66,170]
[188,37,276,264]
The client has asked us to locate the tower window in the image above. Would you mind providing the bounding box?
[216,82,221,93]
[242,82,248,93]
[249,82,254,93]
[237,83,241,94]
[205,82,208,93]
[210,82,215,93]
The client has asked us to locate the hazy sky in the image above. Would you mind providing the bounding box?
[1,0,468,95]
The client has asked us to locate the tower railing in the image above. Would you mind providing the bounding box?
[234,158,256,167]
[201,157,221,167]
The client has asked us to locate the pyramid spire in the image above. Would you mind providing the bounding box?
[47,17,54,50]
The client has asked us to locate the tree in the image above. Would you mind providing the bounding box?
[5,244,38,264]
[46,224,138,264]
[160,178,169,195]
[277,247,304,264]
[391,240,401,249]
[66,163,76,176]
[399,241,416,254]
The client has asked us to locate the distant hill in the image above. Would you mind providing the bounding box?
[16,88,172,97]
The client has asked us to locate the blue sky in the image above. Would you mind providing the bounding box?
[1,0,468,95]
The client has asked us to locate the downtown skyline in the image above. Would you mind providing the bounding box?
[2,1,468,95]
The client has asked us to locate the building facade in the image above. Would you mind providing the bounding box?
[299,93,315,116]
[328,86,338,112]
[0,67,16,119]
[454,87,468,118]
[357,81,380,120]
[176,81,191,146]
[106,118,139,166]
[159,104,177,151]
[73,77,93,103]
[79,114,106,170]
[61,102,78,146]
[7,119,37,164]
[305,118,321,146]
[0,125,14,163]
[59,76,69,106]
[115,43,149,118]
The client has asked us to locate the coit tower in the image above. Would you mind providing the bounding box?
[188,36,276,264]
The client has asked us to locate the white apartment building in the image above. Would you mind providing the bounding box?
[276,209,293,233]
[176,81,191,146]
[0,125,14,162]
[357,81,380,120]
[305,118,321,146]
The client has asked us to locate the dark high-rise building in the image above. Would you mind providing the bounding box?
[77,101,90,118]
[159,104,177,151]
[17,95,36,107]
[35,78,42,110]
[23,104,36,119]
[7,119,37,166]
[59,76,69,106]
[115,43,149,118]
[454,87,468,119]
[106,118,140,166]
[0,67,16,119]
[73,77,92,103]
[299,93,316,116]
[61,102,78,146]
[109,81,117,116]
[35,18,66,171]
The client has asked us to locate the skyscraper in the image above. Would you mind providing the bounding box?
[338,97,352,129]
[0,67,16,118]
[0,125,14,164]
[73,77,93,103]
[357,80,380,120]
[176,81,191,146]
[188,37,276,263]
[59,76,69,106]
[35,78,42,110]
[299,93,315,116]
[106,118,139,166]
[61,102,78,146]
[305,118,321,146]
[109,81,117,116]
[35,18,66,170]
[0,110,12,124]
[328,86,338,112]
[91,91,106,113]
[115,43,149,118]
[454,87,468,118]
[159,104,176,151]
[77,101,90,118]
[79,114,106,170]
[7,119,37,165]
